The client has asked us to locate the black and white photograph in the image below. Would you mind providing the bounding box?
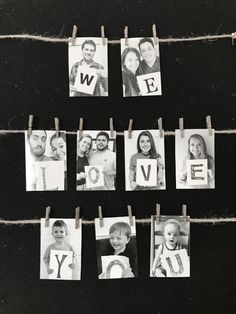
[40,218,82,280]
[76,130,116,191]
[25,130,67,191]
[175,129,215,189]
[95,216,138,279]
[120,37,162,97]
[68,37,108,97]
[150,215,190,278]
[124,129,166,191]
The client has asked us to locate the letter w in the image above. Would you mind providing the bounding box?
[80,73,95,86]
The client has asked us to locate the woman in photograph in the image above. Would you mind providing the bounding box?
[50,132,67,189]
[76,134,93,190]
[50,132,67,161]
[179,134,214,184]
[121,47,141,97]
[129,130,165,190]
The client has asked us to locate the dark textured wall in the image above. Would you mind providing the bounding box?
[0,1,235,313]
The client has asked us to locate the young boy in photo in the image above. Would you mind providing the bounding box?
[151,221,187,277]
[43,220,75,275]
[98,222,138,278]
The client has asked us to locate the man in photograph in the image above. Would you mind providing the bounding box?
[136,37,160,75]
[26,130,51,191]
[89,131,116,190]
[69,39,108,96]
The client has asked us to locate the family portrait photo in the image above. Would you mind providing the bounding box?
[25,130,67,191]
[175,129,215,189]
[95,216,138,279]
[150,215,190,278]
[121,37,162,97]
[40,218,82,280]
[124,129,166,191]
[76,130,116,191]
[68,37,108,97]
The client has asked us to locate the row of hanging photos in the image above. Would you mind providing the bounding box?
[41,204,190,280]
[26,114,214,191]
[69,24,162,97]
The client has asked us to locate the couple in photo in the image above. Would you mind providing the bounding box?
[121,37,160,97]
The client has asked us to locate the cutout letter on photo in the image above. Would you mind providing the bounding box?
[136,159,157,187]
[85,165,104,188]
[137,72,162,96]
[74,67,98,95]
[186,159,208,185]
[161,249,190,277]
[49,250,73,280]
[101,255,130,279]
[35,160,65,191]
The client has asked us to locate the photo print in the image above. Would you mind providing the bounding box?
[76,130,116,191]
[25,130,67,191]
[175,129,215,189]
[40,218,82,280]
[124,129,166,191]
[120,37,162,97]
[95,216,138,279]
[68,37,108,97]
[150,215,190,278]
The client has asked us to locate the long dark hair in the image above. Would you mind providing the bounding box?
[121,47,141,71]
[188,134,207,159]
[137,130,158,159]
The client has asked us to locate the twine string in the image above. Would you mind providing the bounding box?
[0,217,235,225]
[0,32,235,44]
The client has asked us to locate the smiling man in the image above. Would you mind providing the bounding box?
[88,131,116,190]
[69,39,108,96]
[136,37,160,75]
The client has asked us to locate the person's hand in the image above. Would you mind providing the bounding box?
[157,157,164,169]
[130,181,137,190]
[96,69,107,79]
[47,268,54,275]
[77,172,87,180]
[98,272,106,279]
[103,169,115,176]
[208,169,214,180]
[69,263,75,269]
[155,268,166,277]
[123,267,134,278]
[179,173,187,183]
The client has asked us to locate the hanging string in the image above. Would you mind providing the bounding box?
[0,217,235,225]
[0,32,235,44]
[1,129,236,137]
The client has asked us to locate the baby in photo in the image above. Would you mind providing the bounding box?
[151,221,187,277]
[43,220,75,276]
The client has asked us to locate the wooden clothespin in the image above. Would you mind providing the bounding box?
[152,24,158,45]
[79,118,83,139]
[75,207,80,229]
[155,203,160,224]
[45,206,51,227]
[54,117,60,137]
[124,26,128,46]
[71,25,78,46]
[98,206,104,228]
[158,117,164,138]
[128,119,133,139]
[231,32,236,46]
[179,117,184,138]
[109,117,114,138]
[128,205,134,226]
[206,115,213,136]
[101,25,106,46]
[182,204,187,223]
[27,114,33,137]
